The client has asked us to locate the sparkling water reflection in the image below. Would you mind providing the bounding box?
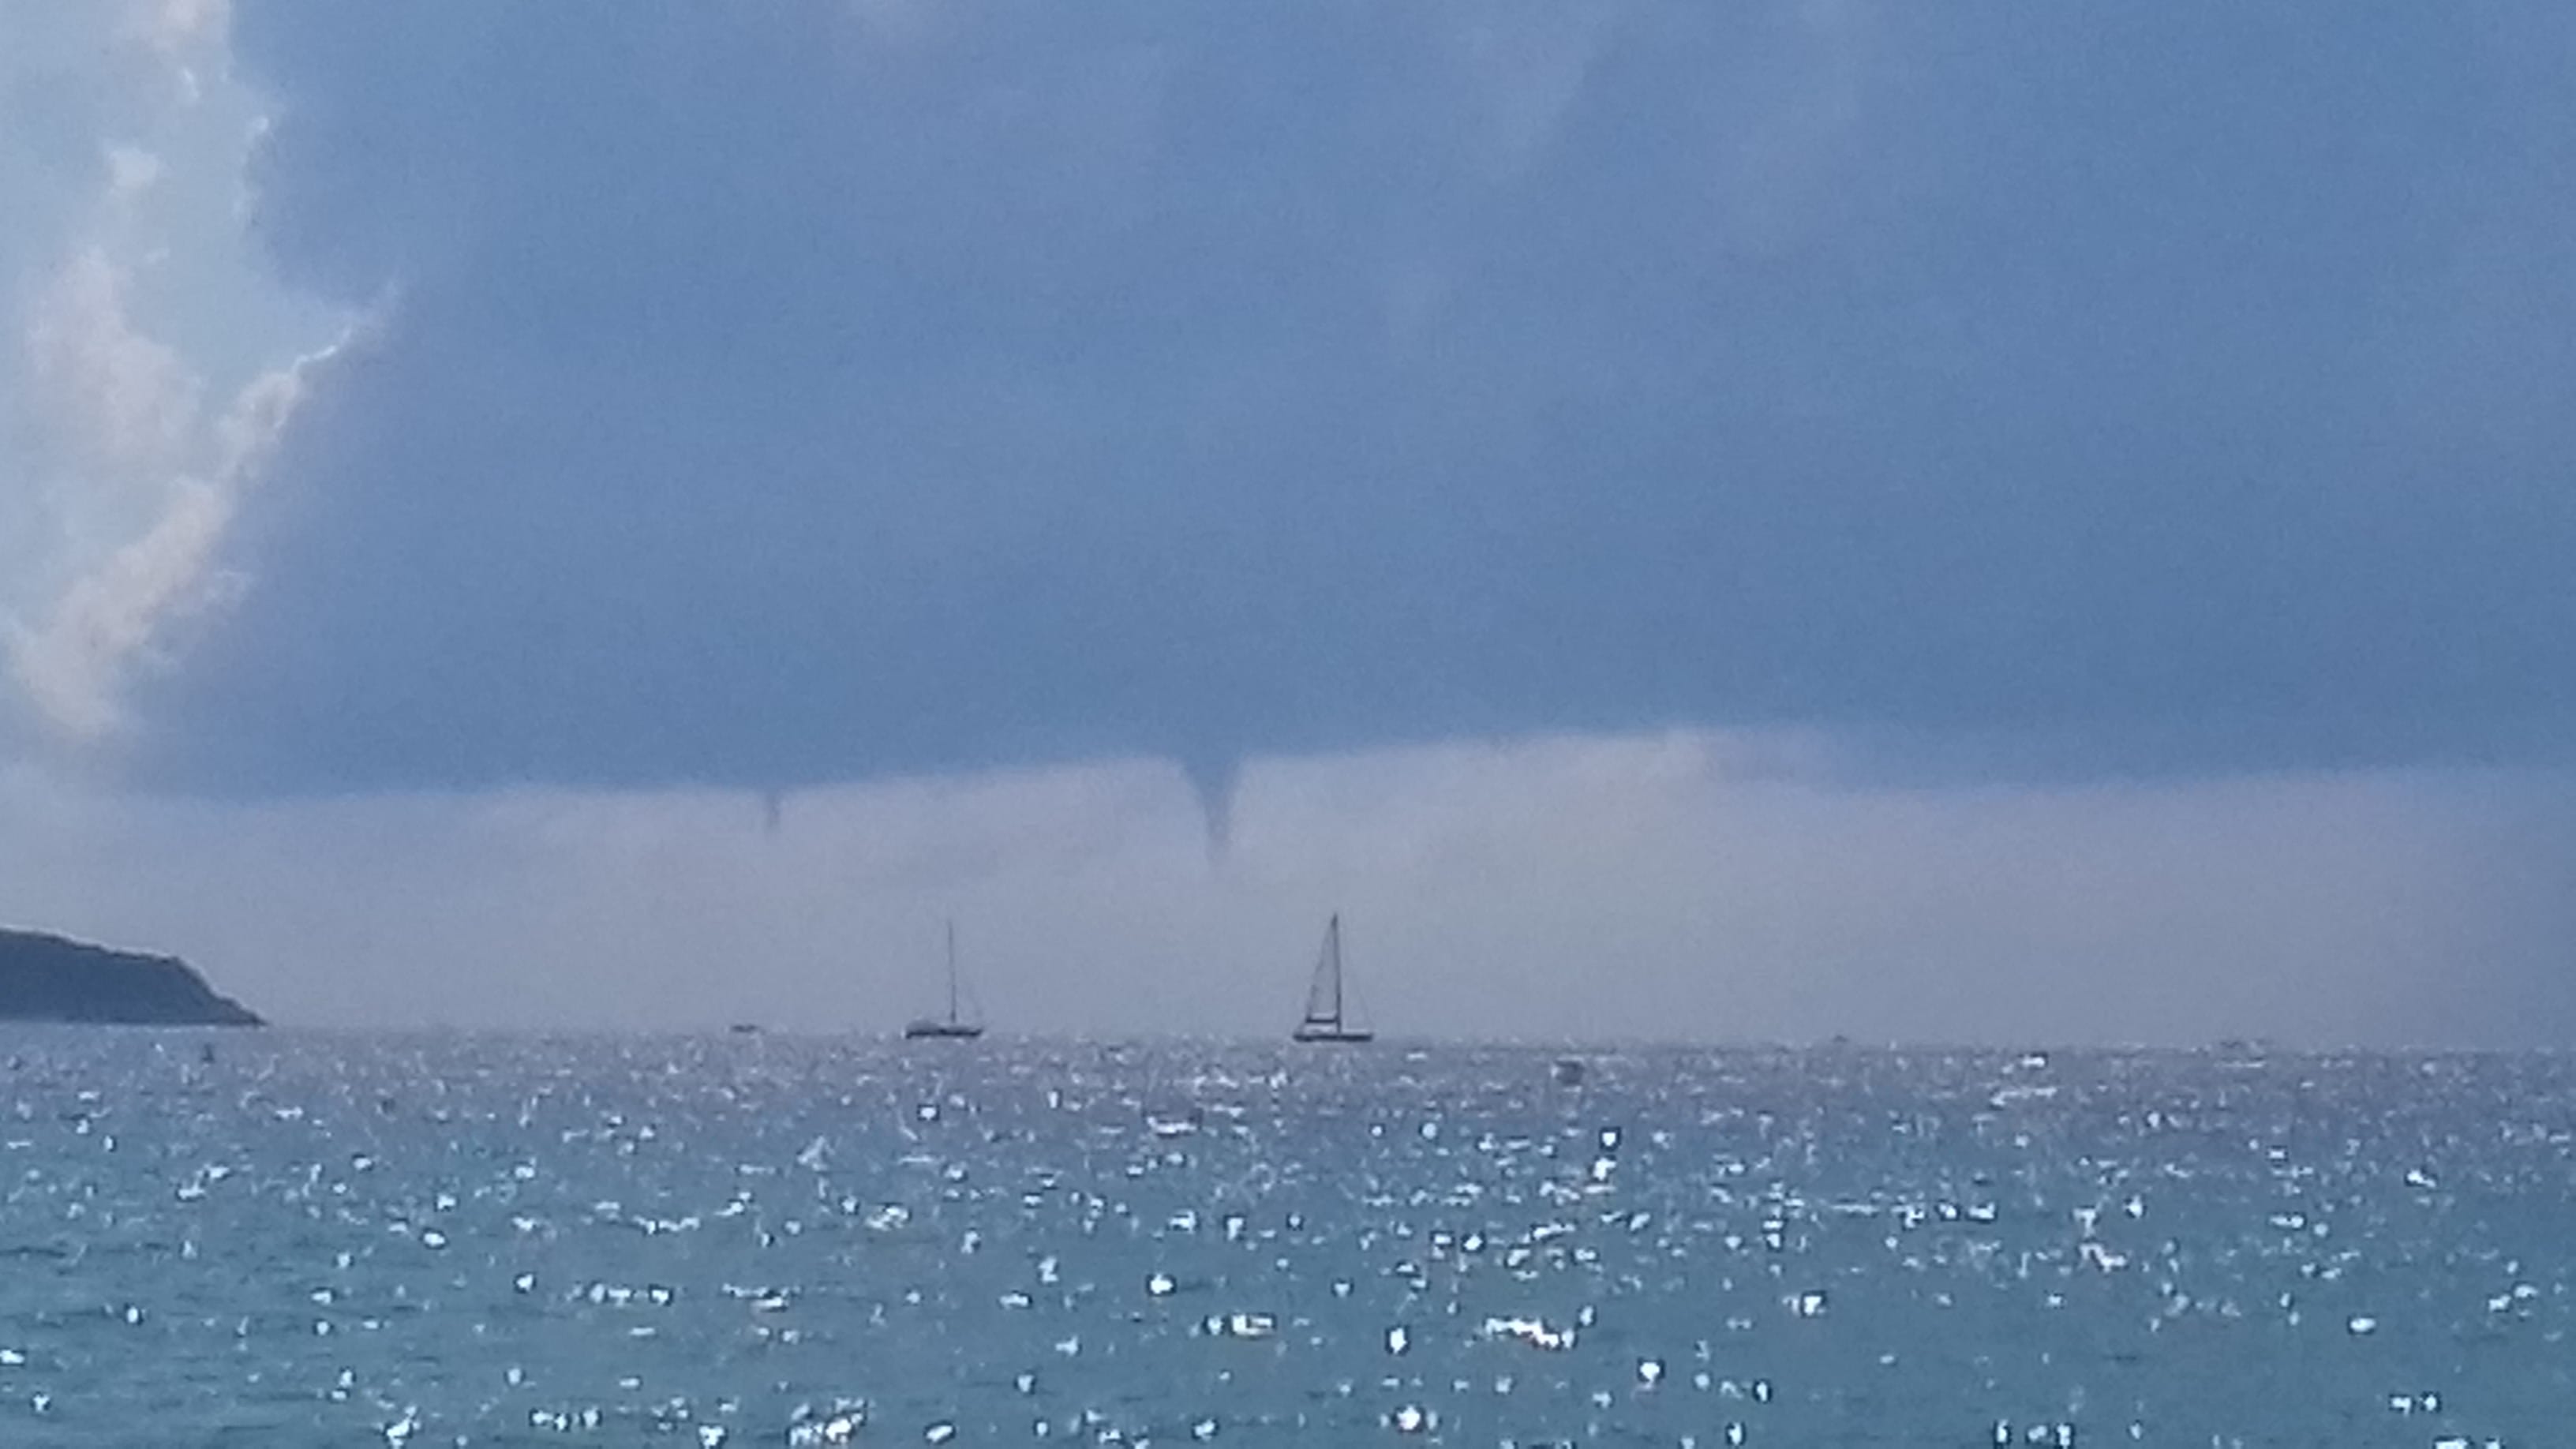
[0,1031,2566,1445]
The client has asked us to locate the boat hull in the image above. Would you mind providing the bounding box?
[1293,1025,1375,1044]
[902,1022,986,1041]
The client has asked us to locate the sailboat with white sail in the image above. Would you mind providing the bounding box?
[1292,912,1373,1044]
[903,920,985,1040]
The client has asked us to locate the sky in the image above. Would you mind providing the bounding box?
[2,1,2571,1043]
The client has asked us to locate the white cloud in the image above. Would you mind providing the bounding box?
[24,248,199,484]
[7,477,227,739]
[7,246,338,741]
[0,0,346,750]
[122,0,228,61]
[103,144,165,207]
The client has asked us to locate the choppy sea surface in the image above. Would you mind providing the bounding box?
[0,1033,2568,1446]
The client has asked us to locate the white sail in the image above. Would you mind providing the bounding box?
[1303,915,1343,1026]
[1294,913,1372,1043]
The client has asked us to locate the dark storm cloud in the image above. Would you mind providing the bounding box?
[148,2,2576,795]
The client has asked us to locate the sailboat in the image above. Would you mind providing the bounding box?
[1292,913,1374,1044]
[902,920,985,1041]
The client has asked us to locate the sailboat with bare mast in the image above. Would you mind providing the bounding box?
[1292,913,1373,1044]
[903,920,984,1040]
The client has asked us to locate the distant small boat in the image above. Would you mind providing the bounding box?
[1552,1057,1586,1087]
[728,1023,763,1036]
[903,920,986,1041]
[1292,913,1373,1044]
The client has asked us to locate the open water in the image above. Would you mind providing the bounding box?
[0,1032,2567,1446]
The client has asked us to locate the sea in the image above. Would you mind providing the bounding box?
[0,1032,2564,1447]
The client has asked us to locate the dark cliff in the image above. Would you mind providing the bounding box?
[0,929,263,1026]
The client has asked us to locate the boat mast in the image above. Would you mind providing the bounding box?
[1326,914,1342,1026]
[946,919,960,1026]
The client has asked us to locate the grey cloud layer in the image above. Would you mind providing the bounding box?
[151,2,2576,793]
